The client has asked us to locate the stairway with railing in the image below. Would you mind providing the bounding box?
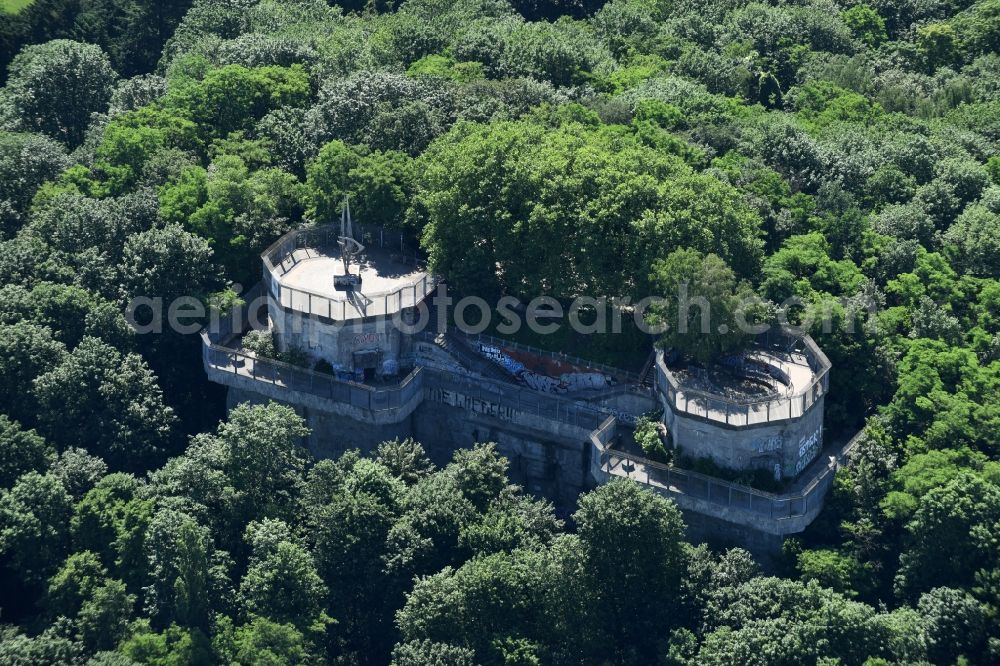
[638,351,656,389]
[430,330,516,383]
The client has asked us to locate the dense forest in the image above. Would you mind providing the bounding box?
[0,0,999,663]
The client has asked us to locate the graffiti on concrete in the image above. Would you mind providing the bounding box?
[478,343,613,395]
[563,372,614,391]
[793,427,822,475]
[609,409,638,426]
[428,387,519,421]
[480,344,522,374]
[751,435,783,454]
[353,332,386,347]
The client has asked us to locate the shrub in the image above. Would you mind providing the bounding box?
[243,329,276,358]
[635,414,669,464]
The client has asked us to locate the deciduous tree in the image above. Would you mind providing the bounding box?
[4,40,117,146]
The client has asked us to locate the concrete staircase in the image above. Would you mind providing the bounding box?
[638,351,656,389]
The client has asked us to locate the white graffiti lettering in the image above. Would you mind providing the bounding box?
[429,388,519,421]
[793,427,822,474]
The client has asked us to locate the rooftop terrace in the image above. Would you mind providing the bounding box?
[263,224,436,321]
[657,331,831,426]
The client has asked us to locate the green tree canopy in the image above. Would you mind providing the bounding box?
[238,519,327,630]
[0,471,73,589]
[414,117,764,299]
[33,336,176,470]
[4,40,117,146]
[572,480,688,663]
[0,414,54,488]
[648,248,767,364]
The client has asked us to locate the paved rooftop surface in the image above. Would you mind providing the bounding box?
[666,349,820,425]
[276,247,428,300]
[747,350,815,394]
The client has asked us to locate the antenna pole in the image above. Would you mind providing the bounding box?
[341,197,351,275]
[335,196,365,291]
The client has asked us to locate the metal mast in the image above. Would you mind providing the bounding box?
[335,197,365,290]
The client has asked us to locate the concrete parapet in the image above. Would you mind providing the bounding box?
[262,224,437,323]
[202,333,424,425]
[655,329,831,480]
[587,417,861,536]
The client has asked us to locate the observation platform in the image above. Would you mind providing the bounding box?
[654,331,831,480]
[277,248,428,303]
[657,333,830,428]
[263,225,436,321]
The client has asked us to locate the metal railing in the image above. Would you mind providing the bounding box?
[604,446,830,521]
[262,223,438,321]
[657,329,831,426]
[266,271,439,321]
[460,330,645,385]
[201,334,425,413]
[200,297,614,428]
[424,370,614,432]
[588,418,864,526]
[262,223,423,275]
[200,285,853,531]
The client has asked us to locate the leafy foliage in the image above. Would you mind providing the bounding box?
[1,0,1000,662]
[3,39,117,146]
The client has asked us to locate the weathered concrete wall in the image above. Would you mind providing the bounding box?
[681,508,786,568]
[218,352,830,557]
[226,378,822,556]
[206,360,421,425]
[227,387,415,456]
[226,383,595,510]
[413,371,602,508]
[663,392,825,480]
[413,401,592,508]
[302,406,415,458]
[409,339,466,374]
[590,389,658,425]
[269,297,407,376]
